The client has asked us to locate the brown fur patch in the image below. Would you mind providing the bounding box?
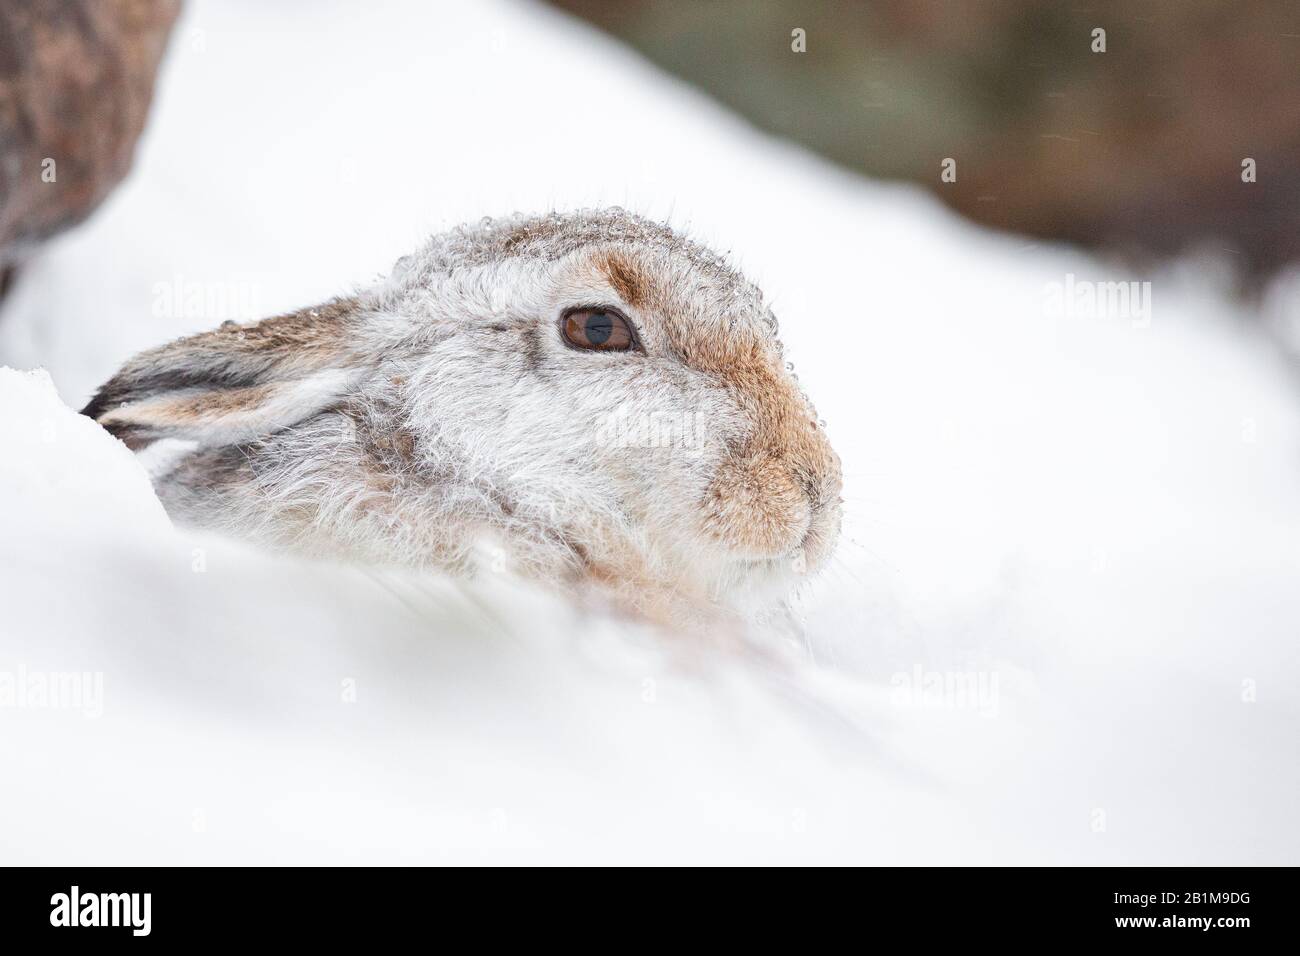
[696,342,842,559]
[98,383,276,427]
[519,323,544,371]
[192,296,356,363]
[391,429,416,461]
[597,250,651,310]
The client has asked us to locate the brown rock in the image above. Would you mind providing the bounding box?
[0,0,181,265]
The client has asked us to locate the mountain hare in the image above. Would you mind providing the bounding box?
[84,209,842,621]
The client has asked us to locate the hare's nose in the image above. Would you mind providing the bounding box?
[795,428,843,509]
[796,475,843,565]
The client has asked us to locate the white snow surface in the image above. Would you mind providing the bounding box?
[1,0,1297,864]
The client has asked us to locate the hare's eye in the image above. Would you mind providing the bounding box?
[560,308,638,352]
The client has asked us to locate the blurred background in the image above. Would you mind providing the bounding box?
[549,0,1300,289]
[3,0,1297,291]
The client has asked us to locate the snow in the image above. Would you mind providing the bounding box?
[1,0,1297,863]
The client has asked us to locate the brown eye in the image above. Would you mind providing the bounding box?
[560,307,639,352]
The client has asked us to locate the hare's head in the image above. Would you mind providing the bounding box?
[85,209,842,613]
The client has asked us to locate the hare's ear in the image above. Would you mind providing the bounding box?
[82,299,363,451]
